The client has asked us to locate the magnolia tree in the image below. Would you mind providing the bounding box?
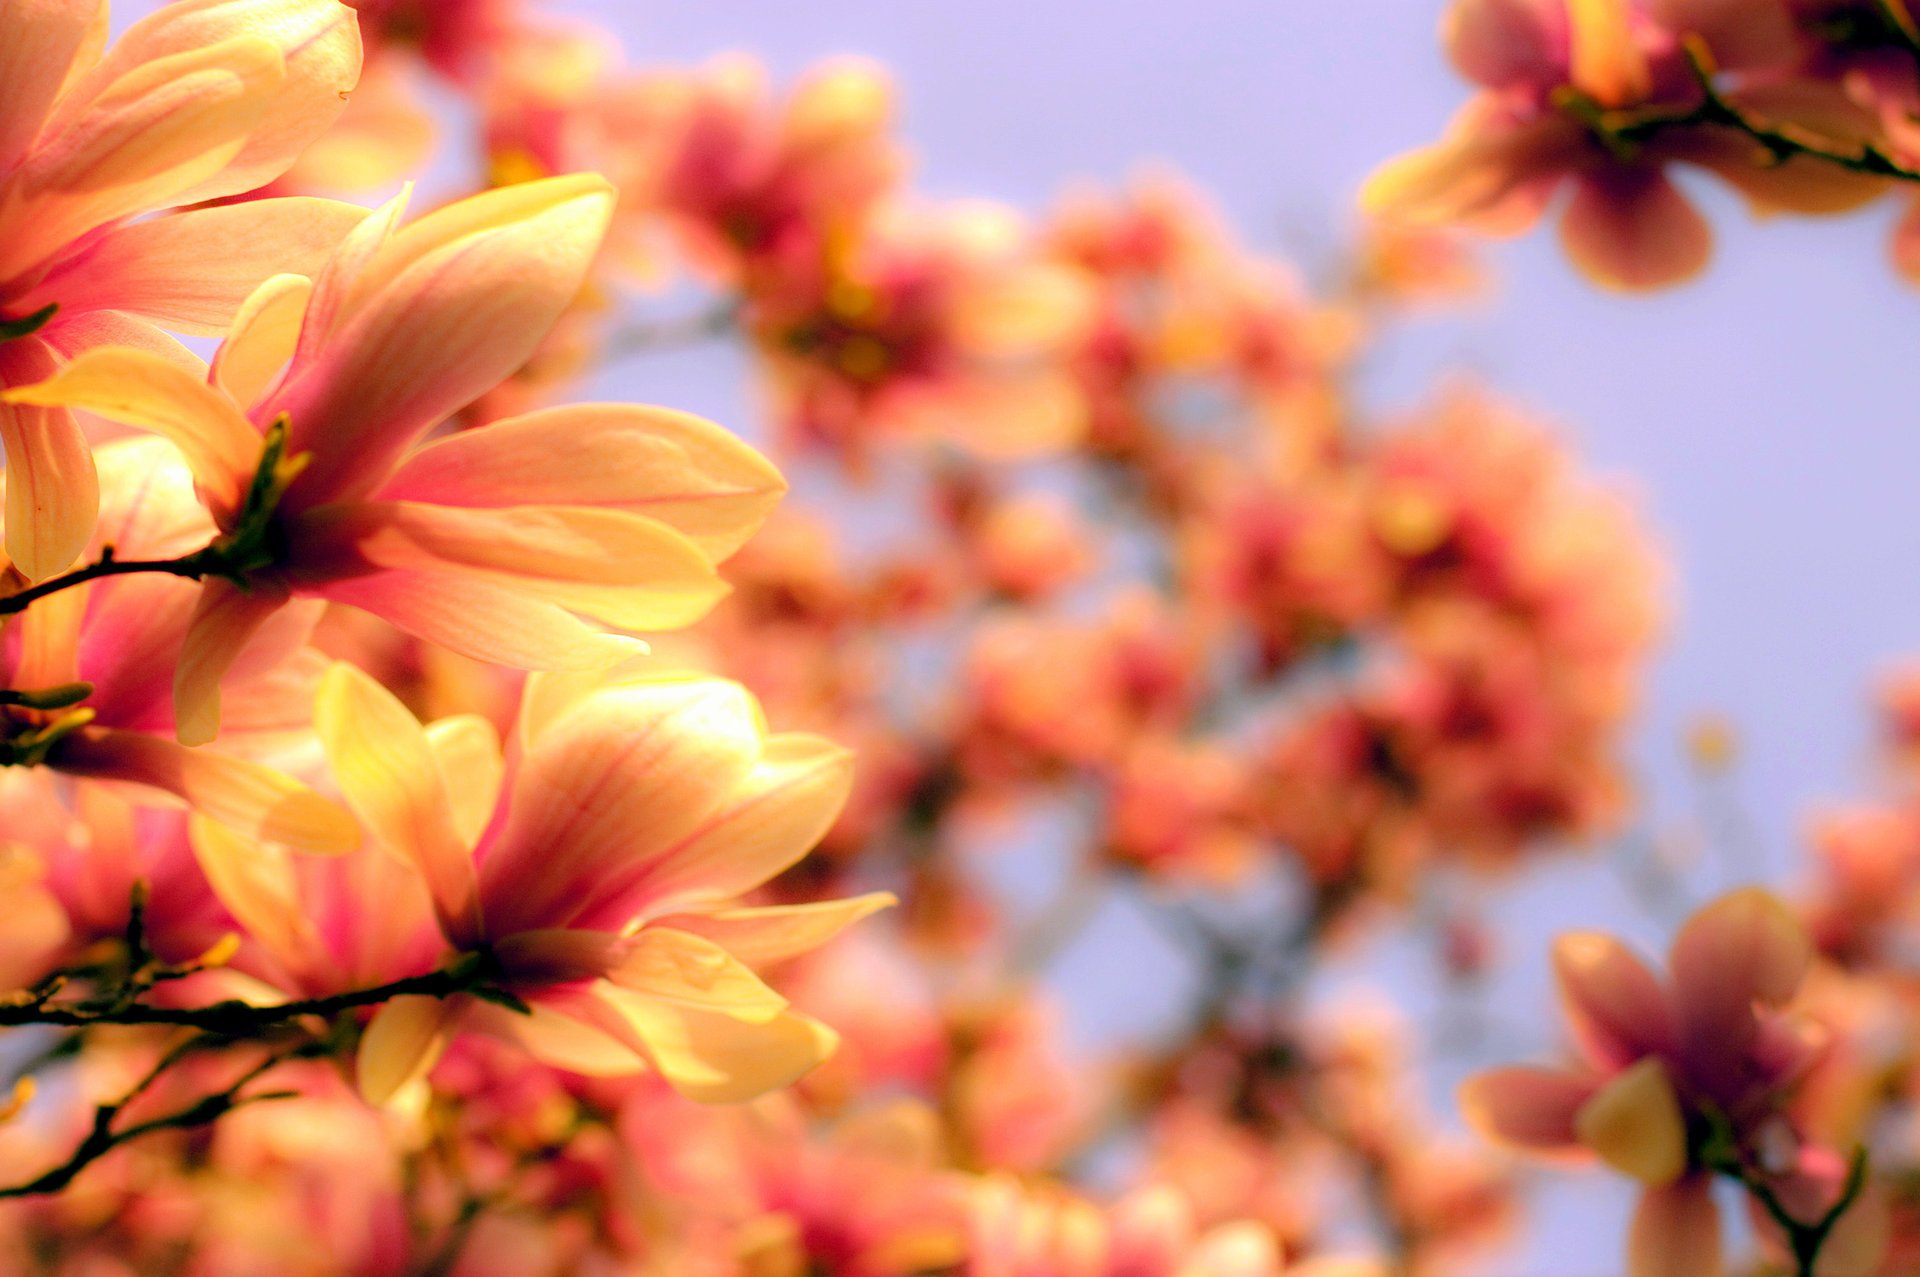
[0,0,1903,1274]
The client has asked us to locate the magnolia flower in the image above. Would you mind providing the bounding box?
[197,660,889,1105]
[1362,0,1887,289]
[7,174,786,745]
[0,0,367,578]
[0,439,354,853]
[1461,889,1886,1277]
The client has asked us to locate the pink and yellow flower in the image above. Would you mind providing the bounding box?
[1460,889,1883,1277]
[196,660,889,1105]
[6,174,786,744]
[1,438,354,854]
[0,0,366,578]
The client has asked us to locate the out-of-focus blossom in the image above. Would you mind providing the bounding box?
[1461,888,1883,1277]
[1364,0,1888,289]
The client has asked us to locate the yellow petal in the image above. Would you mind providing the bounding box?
[212,271,312,407]
[314,662,480,943]
[187,813,319,974]
[655,893,896,968]
[356,994,449,1105]
[424,714,503,850]
[608,927,789,1022]
[1569,0,1651,106]
[1574,1057,1688,1187]
[2,346,259,519]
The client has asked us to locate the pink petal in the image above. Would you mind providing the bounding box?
[1558,168,1713,293]
[1458,1065,1598,1152]
[1628,1178,1723,1277]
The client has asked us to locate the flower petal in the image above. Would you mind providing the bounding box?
[378,404,787,561]
[0,35,288,283]
[307,500,728,633]
[652,893,898,969]
[1553,931,1677,1070]
[477,678,768,935]
[213,272,312,407]
[1628,1178,1723,1277]
[25,197,369,336]
[0,338,95,580]
[424,714,503,850]
[0,0,108,176]
[314,662,481,944]
[356,994,450,1106]
[53,0,362,208]
[172,577,293,747]
[1559,168,1712,293]
[310,568,645,671]
[1458,1065,1597,1152]
[1574,1057,1688,1187]
[270,175,614,507]
[52,725,358,854]
[582,734,855,925]
[2,345,259,520]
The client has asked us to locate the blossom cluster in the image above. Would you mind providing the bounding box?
[0,1,1905,1275]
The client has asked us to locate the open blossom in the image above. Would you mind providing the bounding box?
[0,438,355,853]
[203,660,891,1104]
[1364,0,1888,289]
[1460,889,1886,1277]
[7,174,787,744]
[0,0,367,579]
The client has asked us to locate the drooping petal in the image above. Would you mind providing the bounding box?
[604,928,788,1022]
[1552,931,1677,1070]
[1559,168,1713,292]
[651,893,897,968]
[52,725,358,854]
[1574,1057,1687,1187]
[173,577,289,746]
[24,197,369,335]
[1458,1065,1598,1152]
[0,338,95,580]
[2,345,260,520]
[314,662,481,944]
[270,175,615,507]
[591,987,841,1103]
[212,272,312,406]
[1628,1178,1724,1277]
[356,994,451,1105]
[378,404,787,560]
